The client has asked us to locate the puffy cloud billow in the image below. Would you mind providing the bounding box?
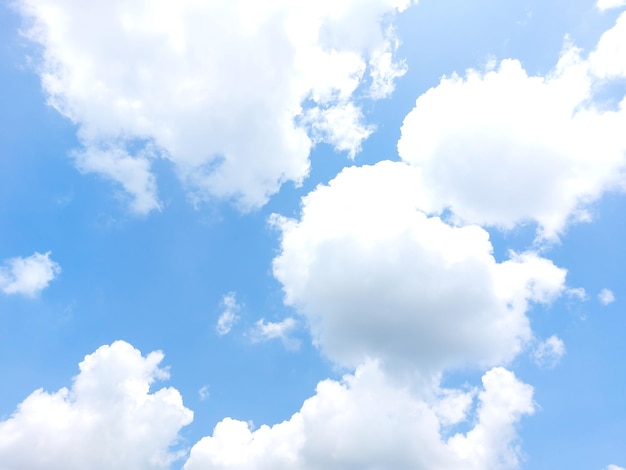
[272,161,567,374]
[0,341,193,470]
[17,0,412,213]
[398,13,626,239]
[185,362,534,470]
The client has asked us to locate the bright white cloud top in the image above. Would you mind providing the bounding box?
[0,251,61,297]
[185,364,533,470]
[2,1,625,470]
[397,20,626,239]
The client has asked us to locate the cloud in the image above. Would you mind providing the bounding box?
[567,287,588,301]
[0,251,61,297]
[397,23,626,239]
[184,362,534,470]
[17,0,411,213]
[0,341,193,470]
[198,385,210,402]
[216,292,240,336]
[251,317,299,351]
[532,335,566,368]
[597,0,626,11]
[271,161,567,373]
[605,465,626,470]
[590,11,626,79]
[598,288,616,305]
[73,144,161,214]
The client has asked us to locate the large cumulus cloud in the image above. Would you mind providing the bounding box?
[272,161,566,373]
[397,13,626,239]
[17,0,412,212]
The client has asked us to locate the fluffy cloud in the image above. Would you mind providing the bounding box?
[532,335,566,368]
[0,341,193,469]
[605,465,626,470]
[598,288,616,305]
[216,292,240,336]
[272,161,566,373]
[251,317,299,350]
[185,362,534,470]
[590,11,626,79]
[17,0,411,213]
[0,251,61,297]
[397,19,626,239]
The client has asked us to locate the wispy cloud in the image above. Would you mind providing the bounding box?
[198,385,210,401]
[216,292,240,336]
[251,317,299,351]
[533,335,566,368]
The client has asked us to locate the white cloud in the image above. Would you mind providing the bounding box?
[605,465,626,470]
[590,11,626,79]
[0,251,61,297]
[598,288,616,305]
[184,363,534,470]
[272,161,567,373]
[216,292,240,336]
[368,28,408,99]
[532,335,566,368]
[251,317,299,351]
[198,385,210,402]
[302,102,374,158]
[0,341,193,470]
[397,29,626,239]
[597,0,626,11]
[567,287,588,300]
[17,0,411,213]
[73,144,161,214]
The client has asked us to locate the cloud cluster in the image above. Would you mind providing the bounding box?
[0,341,193,470]
[397,13,626,239]
[0,251,61,297]
[17,0,411,212]
[272,161,566,373]
[185,362,534,470]
[8,4,624,470]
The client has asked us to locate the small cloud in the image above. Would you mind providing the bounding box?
[566,287,587,301]
[597,0,626,11]
[251,317,299,351]
[533,335,566,368]
[0,251,61,297]
[605,465,626,470]
[216,292,240,335]
[198,385,210,401]
[598,288,615,306]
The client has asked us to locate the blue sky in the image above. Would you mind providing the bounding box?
[0,0,625,469]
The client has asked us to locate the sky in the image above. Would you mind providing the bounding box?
[0,0,625,469]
